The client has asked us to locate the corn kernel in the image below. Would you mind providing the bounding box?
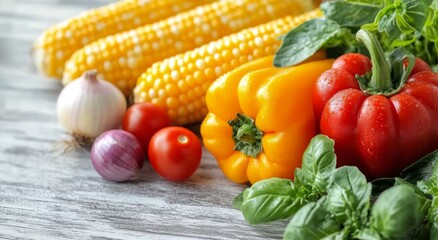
[62,0,314,96]
[134,8,321,125]
[35,0,215,79]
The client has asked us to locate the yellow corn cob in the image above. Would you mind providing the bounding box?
[62,0,314,95]
[34,0,216,78]
[133,8,323,125]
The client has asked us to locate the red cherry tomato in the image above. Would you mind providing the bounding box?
[148,126,202,181]
[122,103,170,151]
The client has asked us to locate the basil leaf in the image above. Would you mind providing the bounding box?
[423,7,438,42]
[321,0,383,27]
[429,152,438,182]
[239,178,306,224]
[426,160,438,239]
[430,198,438,239]
[274,18,342,67]
[418,159,438,194]
[321,230,349,240]
[370,0,431,45]
[423,178,438,196]
[399,149,438,184]
[284,198,340,240]
[404,222,432,240]
[369,185,424,239]
[233,192,243,210]
[397,188,433,240]
[404,0,433,31]
[299,134,337,193]
[326,166,372,227]
[431,0,438,9]
[293,168,308,186]
[353,228,382,240]
[376,6,403,41]
[293,169,317,200]
[395,178,432,218]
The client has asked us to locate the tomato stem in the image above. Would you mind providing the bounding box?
[356,29,393,93]
[228,113,263,158]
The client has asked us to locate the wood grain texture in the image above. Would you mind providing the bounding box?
[0,1,286,239]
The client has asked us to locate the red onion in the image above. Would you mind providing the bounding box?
[91,129,145,182]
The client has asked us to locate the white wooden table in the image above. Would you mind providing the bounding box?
[0,0,287,239]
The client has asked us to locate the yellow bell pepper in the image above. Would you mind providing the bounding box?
[201,56,334,184]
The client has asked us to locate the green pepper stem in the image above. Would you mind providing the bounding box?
[356,29,393,92]
[228,113,263,158]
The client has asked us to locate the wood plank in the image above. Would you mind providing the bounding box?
[0,0,286,239]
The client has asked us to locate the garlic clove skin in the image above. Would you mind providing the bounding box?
[57,70,127,138]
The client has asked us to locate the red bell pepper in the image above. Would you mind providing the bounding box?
[313,29,438,179]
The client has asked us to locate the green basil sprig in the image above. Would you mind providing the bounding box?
[362,0,432,46]
[414,151,438,239]
[367,185,427,239]
[236,178,304,224]
[325,167,372,230]
[283,197,340,240]
[235,135,438,239]
[234,135,336,224]
[283,166,429,240]
[273,0,438,69]
[372,150,438,239]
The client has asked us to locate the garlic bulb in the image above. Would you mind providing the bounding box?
[56,70,127,138]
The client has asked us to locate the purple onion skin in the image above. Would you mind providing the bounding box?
[91,129,145,182]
